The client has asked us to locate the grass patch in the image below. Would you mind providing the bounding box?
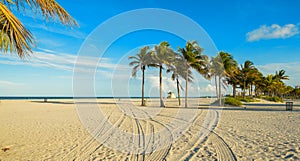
[225,97,243,106]
[264,96,283,102]
[235,96,259,102]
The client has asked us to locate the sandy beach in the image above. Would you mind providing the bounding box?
[0,98,299,160]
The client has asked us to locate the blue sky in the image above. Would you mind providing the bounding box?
[0,0,299,96]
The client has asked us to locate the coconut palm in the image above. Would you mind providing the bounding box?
[153,41,174,107]
[211,52,238,105]
[251,69,264,96]
[0,0,77,58]
[264,74,277,96]
[179,40,210,108]
[240,60,256,97]
[226,67,241,97]
[167,53,192,106]
[210,56,222,100]
[275,69,289,81]
[129,46,152,106]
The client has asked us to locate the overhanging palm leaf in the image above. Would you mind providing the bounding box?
[0,2,33,58]
[0,0,78,58]
[4,0,77,27]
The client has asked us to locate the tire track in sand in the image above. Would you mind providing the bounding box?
[176,110,236,161]
[127,106,146,161]
[126,106,174,161]
[62,108,127,160]
[49,108,115,160]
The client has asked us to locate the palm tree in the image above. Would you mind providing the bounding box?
[167,53,192,106]
[275,69,289,81]
[273,70,289,97]
[153,41,174,107]
[264,74,276,96]
[129,46,152,106]
[252,69,264,96]
[211,52,238,105]
[210,56,222,100]
[179,40,210,108]
[240,60,256,97]
[0,0,77,58]
[226,67,241,97]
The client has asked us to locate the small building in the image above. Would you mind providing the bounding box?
[167,92,176,99]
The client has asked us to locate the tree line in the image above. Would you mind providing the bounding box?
[129,40,298,107]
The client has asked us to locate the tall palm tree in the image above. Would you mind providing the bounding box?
[219,52,238,103]
[264,74,276,96]
[211,52,238,104]
[210,56,222,100]
[129,46,152,106]
[240,60,256,97]
[226,67,241,97]
[0,0,77,58]
[167,53,192,106]
[179,40,210,108]
[252,69,264,96]
[273,70,289,97]
[210,52,238,105]
[153,41,174,107]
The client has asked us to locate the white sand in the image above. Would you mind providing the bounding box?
[0,99,299,160]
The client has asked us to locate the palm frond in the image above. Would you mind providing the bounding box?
[10,0,78,27]
[129,60,139,66]
[132,65,139,77]
[0,2,33,58]
[0,31,11,50]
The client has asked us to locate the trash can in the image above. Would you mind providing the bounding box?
[286,101,293,111]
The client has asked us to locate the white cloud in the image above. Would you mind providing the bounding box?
[204,84,216,93]
[257,62,300,86]
[28,23,86,39]
[0,80,23,86]
[247,24,299,42]
[0,50,129,77]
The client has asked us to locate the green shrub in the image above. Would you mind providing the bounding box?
[225,97,243,106]
[257,95,263,99]
[236,96,257,102]
[265,96,283,102]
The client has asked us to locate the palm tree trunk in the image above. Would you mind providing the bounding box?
[141,67,145,106]
[215,75,218,99]
[218,76,222,106]
[176,77,181,106]
[185,71,188,108]
[249,84,252,96]
[159,66,165,107]
[233,84,236,97]
[243,80,246,98]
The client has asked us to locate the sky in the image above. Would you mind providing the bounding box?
[0,0,299,97]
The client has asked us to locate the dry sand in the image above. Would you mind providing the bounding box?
[0,98,299,160]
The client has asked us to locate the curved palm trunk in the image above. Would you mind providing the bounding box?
[176,77,181,106]
[141,66,145,106]
[159,66,165,107]
[185,71,188,108]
